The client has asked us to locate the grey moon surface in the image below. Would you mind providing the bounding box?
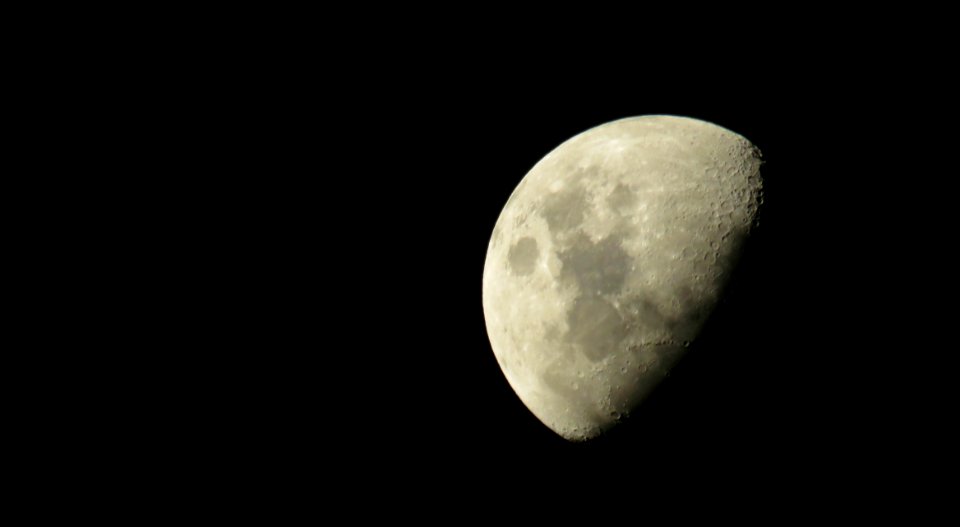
[482,115,763,442]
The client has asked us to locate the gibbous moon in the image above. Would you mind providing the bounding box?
[482,115,763,441]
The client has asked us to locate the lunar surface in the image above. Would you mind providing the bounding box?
[482,115,763,441]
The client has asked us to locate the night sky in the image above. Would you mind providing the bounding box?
[206,60,949,502]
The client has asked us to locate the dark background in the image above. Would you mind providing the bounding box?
[18,14,955,516]
[248,77,943,482]
[176,55,953,504]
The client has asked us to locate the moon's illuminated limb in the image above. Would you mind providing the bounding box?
[482,115,763,441]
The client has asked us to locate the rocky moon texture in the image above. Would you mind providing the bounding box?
[482,115,763,441]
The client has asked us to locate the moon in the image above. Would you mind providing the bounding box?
[482,115,763,441]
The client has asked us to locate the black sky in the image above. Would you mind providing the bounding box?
[207,59,952,501]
